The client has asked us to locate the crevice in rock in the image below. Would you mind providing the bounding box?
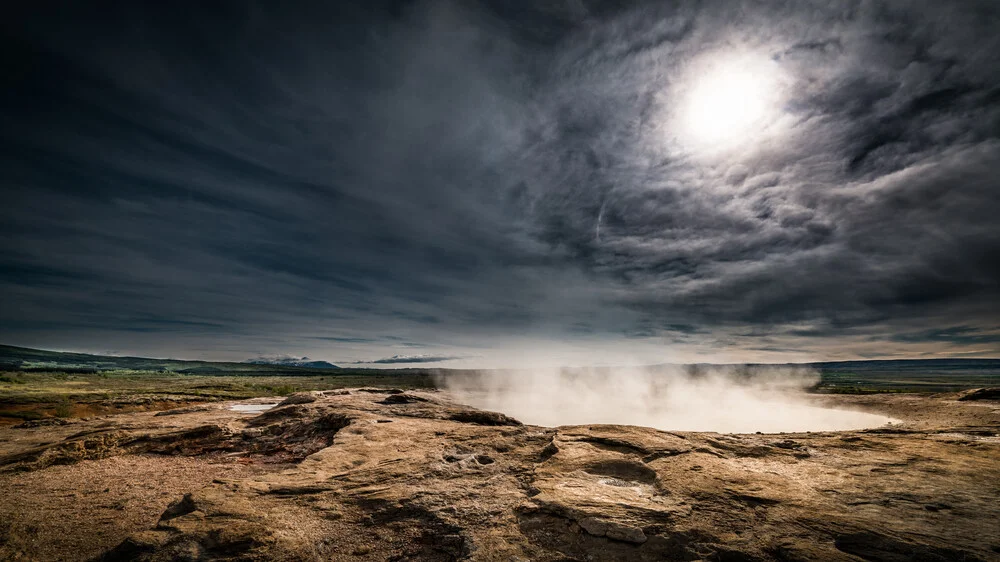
[833,531,984,562]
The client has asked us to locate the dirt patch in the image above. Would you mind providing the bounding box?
[0,400,212,426]
[0,455,272,562]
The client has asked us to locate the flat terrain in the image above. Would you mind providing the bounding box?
[0,370,434,426]
[0,388,998,561]
[0,345,435,426]
[2,346,999,560]
[3,345,998,427]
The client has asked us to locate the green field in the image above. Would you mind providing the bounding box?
[811,359,1000,393]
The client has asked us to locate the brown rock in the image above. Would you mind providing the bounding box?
[276,392,319,406]
[0,390,996,562]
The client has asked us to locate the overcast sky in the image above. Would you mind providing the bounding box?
[2,0,999,366]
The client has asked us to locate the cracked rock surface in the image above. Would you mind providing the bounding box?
[0,389,998,561]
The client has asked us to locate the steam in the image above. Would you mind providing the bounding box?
[440,365,895,433]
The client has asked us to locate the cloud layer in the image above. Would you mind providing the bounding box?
[1,1,998,364]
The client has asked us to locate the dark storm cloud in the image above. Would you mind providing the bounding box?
[1,0,999,361]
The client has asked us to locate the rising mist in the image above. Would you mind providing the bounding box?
[440,365,895,433]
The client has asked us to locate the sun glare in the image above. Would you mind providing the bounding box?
[679,53,781,148]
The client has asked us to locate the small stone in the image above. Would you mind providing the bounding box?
[277,393,318,406]
[578,517,646,544]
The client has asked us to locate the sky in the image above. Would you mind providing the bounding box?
[2,0,999,367]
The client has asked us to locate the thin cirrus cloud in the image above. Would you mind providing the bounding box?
[0,0,998,364]
[359,355,468,365]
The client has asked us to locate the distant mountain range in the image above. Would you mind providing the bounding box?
[244,356,339,369]
[1,344,998,378]
[0,344,340,374]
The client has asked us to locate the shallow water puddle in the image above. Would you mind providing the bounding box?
[229,403,279,413]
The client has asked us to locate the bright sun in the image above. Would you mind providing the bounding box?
[679,53,781,147]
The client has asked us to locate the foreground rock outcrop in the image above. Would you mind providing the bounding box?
[1,390,998,561]
[959,387,1000,401]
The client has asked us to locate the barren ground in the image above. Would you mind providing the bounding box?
[1,390,998,561]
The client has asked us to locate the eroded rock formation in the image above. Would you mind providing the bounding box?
[0,390,998,561]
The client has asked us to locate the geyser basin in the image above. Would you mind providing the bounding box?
[454,395,896,433]
[442,367,897,433]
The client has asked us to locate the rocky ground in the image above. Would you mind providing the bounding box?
[0,389,998,561]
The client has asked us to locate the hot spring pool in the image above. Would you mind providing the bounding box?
[229,403,279,413]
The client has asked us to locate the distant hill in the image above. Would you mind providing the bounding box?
[245,357,339,369]
[0,344,340,375]
[1,344,998,383]
[642,358,1000,372]
[298,361,339,369]
[807,358,1000,372]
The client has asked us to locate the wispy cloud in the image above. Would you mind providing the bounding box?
[359,355,466,365]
